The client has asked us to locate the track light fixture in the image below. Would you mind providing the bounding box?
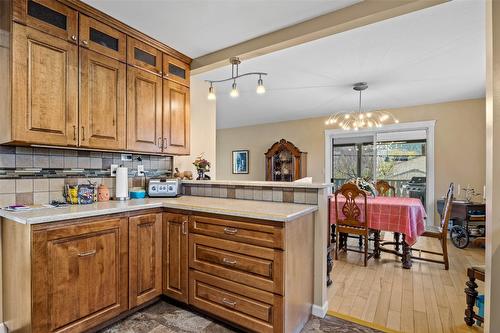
[206,57,267,99]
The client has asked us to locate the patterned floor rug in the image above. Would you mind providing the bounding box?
[99,301,384,333]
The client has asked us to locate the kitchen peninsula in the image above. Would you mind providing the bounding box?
[1,191,320,333]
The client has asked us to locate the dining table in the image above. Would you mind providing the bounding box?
[329,195,427,269]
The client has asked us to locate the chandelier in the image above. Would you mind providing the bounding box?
[325,82,399,130]
[206,57,267,100]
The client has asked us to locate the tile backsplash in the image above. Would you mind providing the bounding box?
[0,146,173,207]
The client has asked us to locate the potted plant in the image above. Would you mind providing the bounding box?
[193,153,211,180]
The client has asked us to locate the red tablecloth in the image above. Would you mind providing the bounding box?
[329,196,426,246]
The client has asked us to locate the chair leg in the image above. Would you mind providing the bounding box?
[442,236,449,270]
[364,234,368,267]
[358,235,363,248]
[334,230,339,260]
[394,232,400,251]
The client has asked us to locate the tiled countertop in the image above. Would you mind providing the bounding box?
[181,180,330,189]
[0,196,318,225]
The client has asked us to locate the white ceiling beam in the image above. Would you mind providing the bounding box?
[191,0,448,75]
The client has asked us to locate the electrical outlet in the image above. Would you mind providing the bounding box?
[137,165,145,176]
[121,153,132,162]
[110,164,118,177]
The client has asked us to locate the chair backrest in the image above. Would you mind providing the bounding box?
[440,183,454,236]
[334,183,368,229]
[375,180,396,197]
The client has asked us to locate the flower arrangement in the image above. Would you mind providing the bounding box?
[346,177,378,197]
[193,153,210,171]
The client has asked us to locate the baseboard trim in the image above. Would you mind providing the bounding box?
[312,301,328,318]
[0,323,8,333]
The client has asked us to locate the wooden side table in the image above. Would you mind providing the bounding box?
[464,266,485,326]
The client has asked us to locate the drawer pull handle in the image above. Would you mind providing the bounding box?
[222,257,237,266]
[222,298,236,307]
[78,250,96,257]
[223,227,238,235]
[182,220,188,235]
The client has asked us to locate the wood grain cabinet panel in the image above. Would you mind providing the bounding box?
[129,213,163,308]
[80,49,126,150]
[163,80,190,155]
[31,217,128,333]
[163,213,189,303]
[127,66,163,153]
[13,0,78,43]
[79,14,126,62]
[12,23,78,146]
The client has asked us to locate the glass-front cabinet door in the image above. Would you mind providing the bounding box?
[79,15,126,62]
[163,54,190,87]
[14,0,78,43]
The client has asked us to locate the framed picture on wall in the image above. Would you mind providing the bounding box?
[232,150,249,174]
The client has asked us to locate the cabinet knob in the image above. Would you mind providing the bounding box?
[81,40,89,46]
[163,138,167,148]
[70,35,77,41]
[158,137,163,148]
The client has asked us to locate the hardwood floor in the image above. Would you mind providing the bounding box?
[328,234,485,333]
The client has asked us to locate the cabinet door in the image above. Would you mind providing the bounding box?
[80,49,126,150]
[127,37,162,75]
[79,14,126,62]
[13,0,78,43]
[32,217,128,333]
[127,66,163,153]
[129,213,162,308]
[163,213,189,303]
[163,54,190,87]
[12,24,78,146]
[163,80,190,155]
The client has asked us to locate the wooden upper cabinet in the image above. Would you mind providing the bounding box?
[13,0,78,43]
[163,80,190,155]
[127,66,163,153]
[127,37,162,75]
[163,213,189,303]
[79,14,126,62]
[129,213,163,308]
[31,217,128,333]
[80,49,126,150]
[12,23,78,146]
[163,54,190,87]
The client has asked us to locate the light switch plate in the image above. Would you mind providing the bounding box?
[121,154,132,161]
[137,165,145,176]
[110,164,118,177]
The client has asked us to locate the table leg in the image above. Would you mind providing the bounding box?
[401,235,412,269]
[464,270,478,326]
[394,232,401,252]
[374,230,381,259]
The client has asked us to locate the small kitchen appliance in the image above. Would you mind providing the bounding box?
[147,179,182,197]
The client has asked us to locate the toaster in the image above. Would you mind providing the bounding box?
[147,179,182,197]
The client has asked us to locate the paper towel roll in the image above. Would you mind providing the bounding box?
[115,167,128,200]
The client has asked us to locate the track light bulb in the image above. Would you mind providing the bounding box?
[207,86,216,100]
[230,81,239,98]
[256,78,266,94]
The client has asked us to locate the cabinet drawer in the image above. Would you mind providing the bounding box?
[189,270,282,333]
[190,215,284,249]
[189,234,283,294]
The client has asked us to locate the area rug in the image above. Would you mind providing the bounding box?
[99,301,386,333]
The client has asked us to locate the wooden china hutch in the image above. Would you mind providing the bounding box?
[265,139,307,181]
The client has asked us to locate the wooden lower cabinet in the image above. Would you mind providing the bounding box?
[162,212,189,303]
[31,217,129,333]
[129,213,163,308]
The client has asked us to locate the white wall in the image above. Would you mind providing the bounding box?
[175,78,217,178]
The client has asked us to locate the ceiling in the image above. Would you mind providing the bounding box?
[195,0,485,129]
[82,0,360,58]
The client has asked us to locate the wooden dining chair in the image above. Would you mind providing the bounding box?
[334,183,375,267]
[411,183,454,270]
[375,180,401,250]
